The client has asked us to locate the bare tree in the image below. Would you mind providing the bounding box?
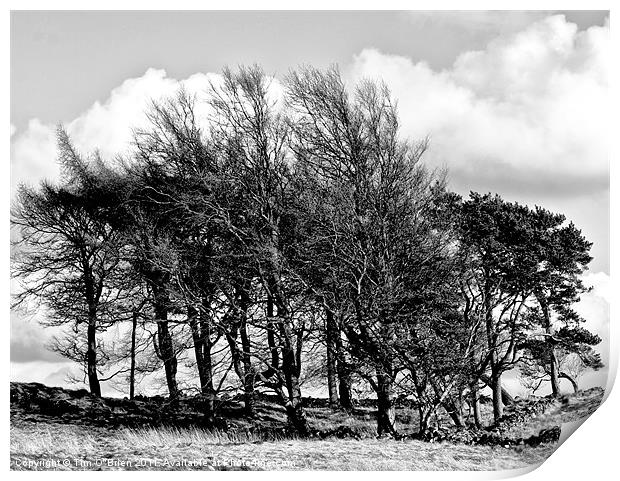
[286,66,459,436]
[205,66,314,435]
[11,129,129,396]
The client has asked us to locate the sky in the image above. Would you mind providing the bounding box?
[10,10,610,396]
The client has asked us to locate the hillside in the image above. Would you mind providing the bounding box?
[10,382,604,471]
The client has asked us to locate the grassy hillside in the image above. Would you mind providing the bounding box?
[10,382,603,471]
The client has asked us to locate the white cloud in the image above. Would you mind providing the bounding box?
[9,68,219,196]
[66,69,224,159]
[10,313,64,363]
[9,68,286,197]
[345,15,609,197]
[12,14,608,200]
[10,118,58,195]
[575,272,610,390]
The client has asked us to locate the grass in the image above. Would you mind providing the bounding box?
[10,419,555,471]
[10,384,603,471]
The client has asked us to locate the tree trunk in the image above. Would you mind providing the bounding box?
[560,372,579,393]
[484,281,503,424]
[480,373,514,406]
[471,382,482,429]
[238,284,255,416]
[538,294,561,397]
[376,369,396,436]
[549,350,561,396]
[418,406,433,437]
[153,286,178,401]
[199,298,215,401]
[325,307,340,408]
[285,398,310,436]
[261,222,310,436]
[279,328,310,435]
[157,321,178,401]
[279,332,311,436]
[86,311,101,397]
[338,374,353,410]
[129,310,137,400]
[265,294,280,376]
[491,370,503,424]
[333,313,353,410]
[189,303,215,420]
[270,282,311,436]
[430,377,464,428]
[443,399,464,428]
[240,337,255,416]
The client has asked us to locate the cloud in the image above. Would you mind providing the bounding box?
[9,68,219,196]
[9,67,284,197]
[10,118,58,196]
[572,271,610,365]
[12,15,608,202]
[345,15,609,198]
[10,312,65,363]
[66,69,224,159]
[11,360,74,386]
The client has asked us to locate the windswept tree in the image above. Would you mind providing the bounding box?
[286,66,462,436]
[453,193,538,422]
[525,217,595,396]
[103,91,215,404]
[519,326,602,394]
[450,192,600,423]
[207,65,313,434]
[11,129,129,396]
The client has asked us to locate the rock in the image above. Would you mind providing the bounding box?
[10,382,230,430]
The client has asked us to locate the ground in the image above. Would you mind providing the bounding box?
[10,383,604,471]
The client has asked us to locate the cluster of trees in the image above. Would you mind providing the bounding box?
[11,66,602,437]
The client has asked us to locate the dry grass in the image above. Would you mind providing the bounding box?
[10,420,554,471]
[13,385,602,471]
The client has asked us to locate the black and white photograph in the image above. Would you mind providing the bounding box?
[8,6,612,473]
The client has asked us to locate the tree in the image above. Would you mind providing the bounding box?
[455,193,545,423]
[286,66,461,436]
[11,129,129,396]
[207,65,313,435]
[520,326,602,394]
[527,218,594,396]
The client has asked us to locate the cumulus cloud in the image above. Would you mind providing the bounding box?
[10,314,64,363]
[9,68,219,196]
[67,69,223,159]
[345,15,609,198]
[574,272,611,390]
[11,15,608,201]
[9,67,285,198]
[11,118,58,196]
